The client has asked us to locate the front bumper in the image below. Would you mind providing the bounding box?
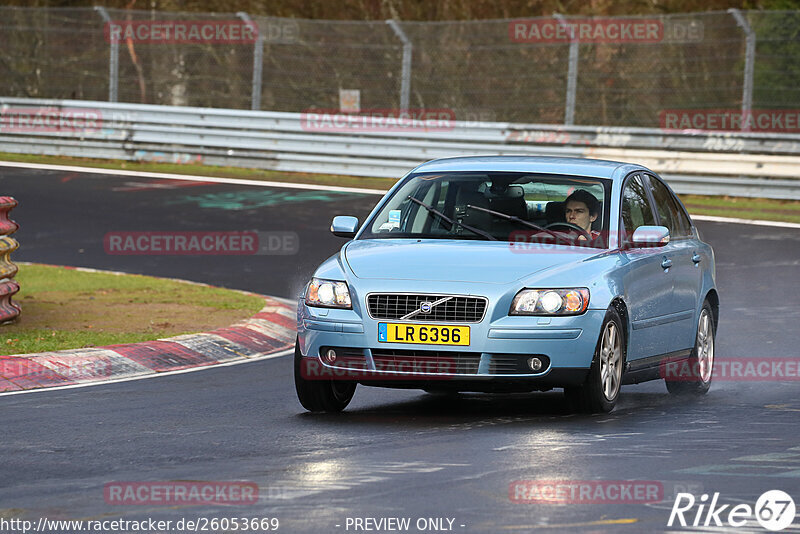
[297,298,606,389]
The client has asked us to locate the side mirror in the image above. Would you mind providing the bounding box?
[631,225,670,247]
[331,215,359,238]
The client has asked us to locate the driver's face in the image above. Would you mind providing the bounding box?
[565,200,597,232]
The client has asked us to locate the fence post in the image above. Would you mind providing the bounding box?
[554,14,578,125]
[386,19,412,111]
[729,9,755,132]
[94,6,119,103]
[237,12,264,111]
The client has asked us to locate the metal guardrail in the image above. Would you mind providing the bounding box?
[0,196,20,324]
[1,98,800,199]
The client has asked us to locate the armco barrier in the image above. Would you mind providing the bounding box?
[0,197,20,324]
[2,98,800,199]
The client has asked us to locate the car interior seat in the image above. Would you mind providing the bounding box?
[545,201,565,225]
[456,186,492,233]
[488,185,527,219]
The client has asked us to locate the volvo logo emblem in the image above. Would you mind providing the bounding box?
[399,296,453,321]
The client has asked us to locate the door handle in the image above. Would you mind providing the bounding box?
[692,252,701,264]
[661,257,673,269]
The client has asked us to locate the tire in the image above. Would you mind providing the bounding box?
[294,339,356,412]
[424,389,461,397]
[565,307,625,413]
[665,301,714,396]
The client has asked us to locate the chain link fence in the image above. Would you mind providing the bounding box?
[0,7,798,128]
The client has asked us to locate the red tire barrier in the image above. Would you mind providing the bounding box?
[0,236,19,280]
[0,196,20,323]
[0,279,21,324]
[0,197,19,236]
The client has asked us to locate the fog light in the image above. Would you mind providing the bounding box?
[323,349,337,364]
[528,357,543,371]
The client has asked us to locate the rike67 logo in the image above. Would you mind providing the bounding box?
[668,490,796,531]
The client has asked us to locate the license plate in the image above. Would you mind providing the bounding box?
[378,323,470,346]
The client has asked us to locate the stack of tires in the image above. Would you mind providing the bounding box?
[0,197,20,324]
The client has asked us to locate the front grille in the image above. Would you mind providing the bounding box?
[319,348,553,376]
[371,349,481,375]
[367,294,487,323]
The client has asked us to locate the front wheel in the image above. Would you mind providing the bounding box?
[665,302,714,396]
[294,340,356,412]
[565,307,625,413]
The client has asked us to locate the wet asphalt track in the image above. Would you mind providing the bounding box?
[1,167,800,533]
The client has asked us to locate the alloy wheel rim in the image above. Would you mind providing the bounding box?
[600,322,622,400]
[696,309,714,383]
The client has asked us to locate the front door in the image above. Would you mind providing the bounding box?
[619,173,676,360]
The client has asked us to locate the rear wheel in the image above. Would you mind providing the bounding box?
[565,307,624,413]
[294,340,356,412]
[666,302,714,395]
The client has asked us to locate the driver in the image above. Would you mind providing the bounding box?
[564,189,600,240]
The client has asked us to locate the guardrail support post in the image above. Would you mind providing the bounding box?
[729,9,755,132]
[237,12,264,111]
[386,20,412,111]
[94,6,119,103]
[554,14,578,125]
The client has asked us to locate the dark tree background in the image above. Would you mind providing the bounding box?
[2,0,799,20]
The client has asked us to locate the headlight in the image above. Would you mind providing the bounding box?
[305,278,352,309]
[510,288,589,316]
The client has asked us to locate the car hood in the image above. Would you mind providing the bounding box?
[344,239,602,283]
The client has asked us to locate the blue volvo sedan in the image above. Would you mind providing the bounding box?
[295,156,718,413]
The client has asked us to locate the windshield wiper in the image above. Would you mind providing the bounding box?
[465,204,573,243]
[407,196,496,241]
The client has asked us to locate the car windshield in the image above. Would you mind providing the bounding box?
[360,171,612,248]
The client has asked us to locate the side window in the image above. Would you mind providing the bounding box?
[621,174,656,242]
[672,198,692,236]
[646,175,691,238]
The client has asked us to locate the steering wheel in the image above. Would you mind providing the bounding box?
[543,221,593,241]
